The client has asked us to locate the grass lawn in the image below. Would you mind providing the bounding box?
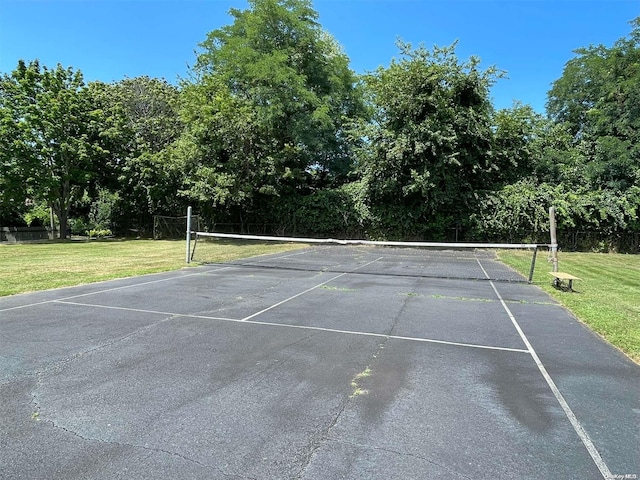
[499,249,640,364]
[0,238,305,297]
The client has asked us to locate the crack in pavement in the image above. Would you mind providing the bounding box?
[28,314,179,422]
[31,312,177,381]
[23,314,250,476]
[21,312,298,480]
[32,415,247,479]
[294,287,415,478]
[293,393,352,479]
[329,438,476,480]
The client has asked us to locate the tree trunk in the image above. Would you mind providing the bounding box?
[52,178,71,239]
[60,178,70,239]
[58,211,69,239]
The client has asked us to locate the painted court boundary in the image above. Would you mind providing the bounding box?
[477,259,613,480]
[53,299,529,354]
[0,266,234,313]
[0,251,614,478]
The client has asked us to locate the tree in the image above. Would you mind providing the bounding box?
[0,60,105,237]
[89,77,185,230]
[178,0,365,225]
[358,42,502,238]
[491,102,544,185]
[547,17,640,191]
[0,68,31,224]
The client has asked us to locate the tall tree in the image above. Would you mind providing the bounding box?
[178,0,365,223]
[0,60,105,237]
[547,18,640,191]
[491,102,544,185]
[89,77,185,228]
[359,42,502,238]
[0,67,31,223]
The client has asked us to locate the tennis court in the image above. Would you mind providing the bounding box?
[1,243,638,479]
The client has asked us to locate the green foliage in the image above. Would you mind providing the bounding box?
[2,10,639,246]
[87,228,113,238]
[69,217,91,236]
[472,181,640,245]
[89,190,118,231]
[261,185,364,237]
[88,77,186,232]
[491,103,545,184]
[0,60,107,238]
[471,180,566,242]
[359,41,503,235]
[547,18,640,191]
[22,202,51,227]
[177,0,366,222]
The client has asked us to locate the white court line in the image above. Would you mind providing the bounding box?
[477,259,613,480]
[242,321,529,353]
[1,248,310,313]
[252,250,310,261]
[0,247,310,313]
[241,272,347,321]
[241,256,385,322]
[54,300,529,353]
[0,269,228,313]
[55,300,237,322]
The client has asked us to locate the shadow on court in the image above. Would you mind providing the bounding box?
[1,246,638,479]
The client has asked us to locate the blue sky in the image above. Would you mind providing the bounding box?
[1,0,638,113]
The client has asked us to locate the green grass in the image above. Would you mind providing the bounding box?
[0,238,305,296]
[498,250,640,363]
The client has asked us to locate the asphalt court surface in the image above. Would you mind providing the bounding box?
[1,246,638,479]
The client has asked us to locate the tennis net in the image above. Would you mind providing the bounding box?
[190,232,549,283]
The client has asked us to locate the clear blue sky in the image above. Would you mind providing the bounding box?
[1,0,638,113]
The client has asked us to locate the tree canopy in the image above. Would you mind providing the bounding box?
[358,42,502,237]
[1,2,638,251]
[547,18,640,191]
[177,0,365,223]
[0,60,106,237]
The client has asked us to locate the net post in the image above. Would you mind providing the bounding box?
[528,246,538,283]
[549,206,558,272]
[185,206,192,264]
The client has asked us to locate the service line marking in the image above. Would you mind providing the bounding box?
[54,300,237,322]
[54,299,529,354]
[241,256,384,322]
[0,270,219,313]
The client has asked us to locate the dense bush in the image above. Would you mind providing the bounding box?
[470,181,640,249]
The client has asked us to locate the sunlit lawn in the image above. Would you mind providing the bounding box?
[0,238,304,296]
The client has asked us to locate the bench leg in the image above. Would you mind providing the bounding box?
[568,279,573,291]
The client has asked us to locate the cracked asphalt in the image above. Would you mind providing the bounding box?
[1,246,639,479]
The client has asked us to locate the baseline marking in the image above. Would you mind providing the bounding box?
[54,299,528,354]
[477,259,613,480]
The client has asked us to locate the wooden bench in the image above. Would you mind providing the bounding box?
[549,272,580,291]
